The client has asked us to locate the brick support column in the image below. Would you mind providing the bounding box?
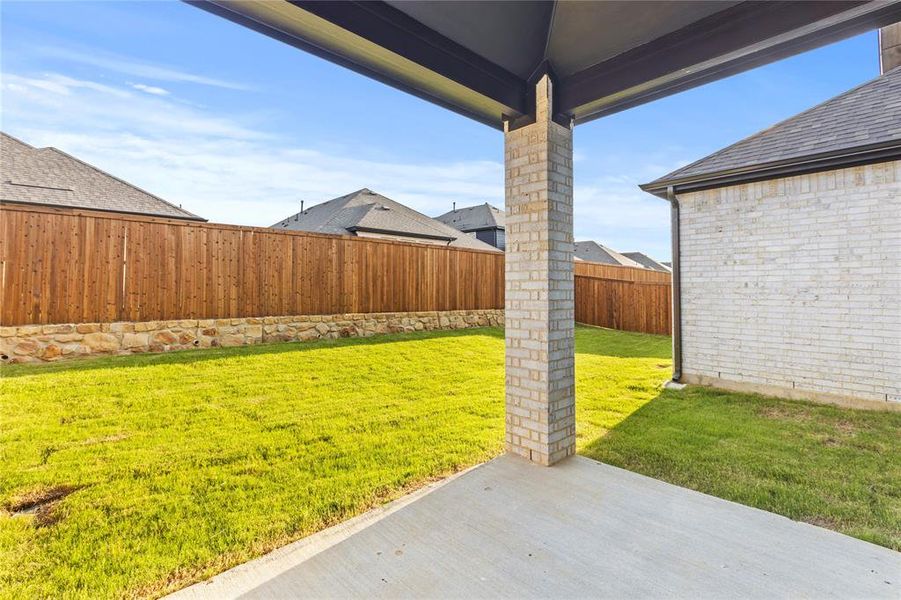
[503,74,575,466]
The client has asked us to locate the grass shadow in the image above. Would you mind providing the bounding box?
[578,385,901,550]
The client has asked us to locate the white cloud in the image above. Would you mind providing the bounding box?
[2,71,502,227]
[1,69,673,259]
[573,179,671,261]
[36,46,252,90]
[131,83,170,96]
[3,72,266,141]
[4,73,131,97]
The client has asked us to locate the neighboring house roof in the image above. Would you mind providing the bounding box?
[622,252,672,273]
[0,132,204,221]
[574,241,644,268]
[641,66,901,197]
[273,189,500,252]
[435,203,505,232]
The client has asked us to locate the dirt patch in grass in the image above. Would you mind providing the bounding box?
[802,515,840,529]
[4,484,82,528]
[833,419,858,435]
[79,433,130,447]
[32,504,64,528]
[757,405,812,422]
[4,484,79,513]
[819,420,859,447]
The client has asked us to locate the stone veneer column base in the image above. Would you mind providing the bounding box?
[503,73,576,466]
[0,309,504,364]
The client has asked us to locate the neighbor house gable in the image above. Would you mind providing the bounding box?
[273,189,500,252]
[0,132,204,221]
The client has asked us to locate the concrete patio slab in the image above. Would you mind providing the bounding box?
[173,454,899,599]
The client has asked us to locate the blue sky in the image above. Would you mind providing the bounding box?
[1,1,884,260]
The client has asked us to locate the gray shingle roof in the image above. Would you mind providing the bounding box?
[0,132,204,221]
[642,67,901,194]
[273,189,501,252]
[622,252,671,273]
[574,241,644,268]
[435,203,505,232]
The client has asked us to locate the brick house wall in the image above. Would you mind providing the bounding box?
[678,160,900,407]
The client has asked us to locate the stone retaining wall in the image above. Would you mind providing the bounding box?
[0,309,504,364]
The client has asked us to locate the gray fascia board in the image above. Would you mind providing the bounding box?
[640,140,901,200]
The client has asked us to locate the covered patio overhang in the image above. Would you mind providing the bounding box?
[190,0,901,465]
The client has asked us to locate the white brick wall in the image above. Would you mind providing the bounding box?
[679,161,901,405]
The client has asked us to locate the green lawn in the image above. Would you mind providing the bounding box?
[1,325,898,598]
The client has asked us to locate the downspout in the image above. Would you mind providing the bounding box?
[668,186,682,382]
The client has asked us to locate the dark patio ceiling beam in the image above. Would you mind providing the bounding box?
[192,0,530,128]
[293,1,529,110]
[190,0,901,129]
[561,0,901,124]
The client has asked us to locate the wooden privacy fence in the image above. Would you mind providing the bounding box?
[573,261,672,335]
[0,204,671,335]
[0,204,504,325]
